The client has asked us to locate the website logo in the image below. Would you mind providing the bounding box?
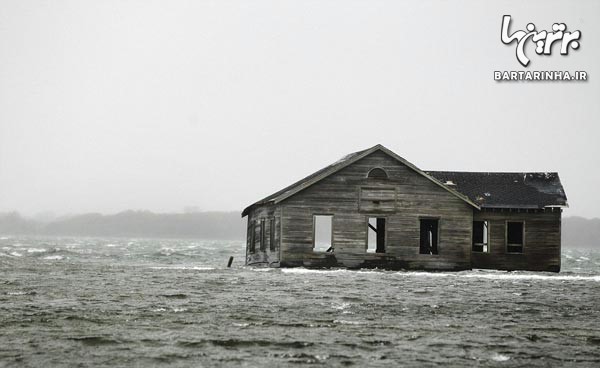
[501,15,581,67]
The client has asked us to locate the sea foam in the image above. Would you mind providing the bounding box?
[149,266,214,271]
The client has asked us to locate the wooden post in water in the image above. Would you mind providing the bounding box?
[227,256,234,268]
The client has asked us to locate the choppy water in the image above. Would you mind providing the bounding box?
[1,237,599,367]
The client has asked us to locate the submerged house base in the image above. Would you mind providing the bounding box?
[242,145,567,272]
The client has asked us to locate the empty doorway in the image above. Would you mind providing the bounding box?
[419,219,439,255]
[313,215,333,252]
[367,217,386,253]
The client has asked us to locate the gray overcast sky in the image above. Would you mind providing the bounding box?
[1,0,599,218]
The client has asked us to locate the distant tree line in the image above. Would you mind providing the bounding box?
[0,210,246,240]
[561,216,600,248]
[0,211,597,246]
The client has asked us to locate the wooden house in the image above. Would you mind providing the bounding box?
[241,145,568,272]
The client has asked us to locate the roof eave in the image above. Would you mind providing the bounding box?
[242,202,271,217]
[479,204,568,210]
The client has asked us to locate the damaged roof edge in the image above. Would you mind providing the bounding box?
[426,171,568,210]
[480,204,569,209]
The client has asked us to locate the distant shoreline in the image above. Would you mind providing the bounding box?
[0,210,246,240]
[0,211,598,247]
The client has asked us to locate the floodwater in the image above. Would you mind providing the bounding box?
[1,237,599,367]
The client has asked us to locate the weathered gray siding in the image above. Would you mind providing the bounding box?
[246,204,281,266]
[278,151,474,270]
[471,209,561,272]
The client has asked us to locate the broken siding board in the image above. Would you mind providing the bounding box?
[359,187,397,212]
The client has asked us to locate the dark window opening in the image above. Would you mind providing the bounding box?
[472,220,489,252]
[253,221,260,253]
[269,218,276,252]
[368,168,388,179]
[367,217,386,253]
[249,221,256,253]
[313,215,333,252]
[507,221,524,253]
[259,219,266,251]
[419,219,439,255]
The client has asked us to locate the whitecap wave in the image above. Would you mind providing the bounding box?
[282,269,348,275]
[333,319,365,325]
[158,248,176,256]
[27,248,47,253]
[332,303,353,314]
[150,307,188,313]
[395,271,600,282]
[491,353,510,362]
[44,255,64,260]
[395,272,455,278]
[149,266,214,270]
[282,269,600,282]
[461,273,600,282]
[281,268,379,275]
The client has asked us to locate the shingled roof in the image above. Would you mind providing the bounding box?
[426,171,568,209]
